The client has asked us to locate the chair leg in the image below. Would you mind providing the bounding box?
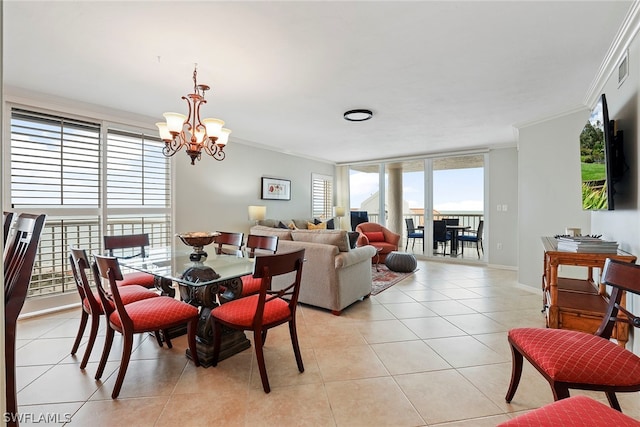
[405,240,409,251]
[112,332,134,399]
[71,310,89,355]
[505,344,524,403]
[253,329,271,393]
[551,383,570,402]
[95,327,114,380]
[476,242,480,258]
[289,319,304,373]
[153,331,164,348]
[80,312,100,369]
[606,391,622,412]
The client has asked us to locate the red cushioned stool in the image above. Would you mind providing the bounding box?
[505,259,640,411]
[498,395,640,426]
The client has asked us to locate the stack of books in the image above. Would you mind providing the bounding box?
[556,236,619,253]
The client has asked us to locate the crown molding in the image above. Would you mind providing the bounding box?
[584,0,640,107]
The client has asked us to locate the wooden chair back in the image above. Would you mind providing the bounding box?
[245,234,278,258]
[214,231,244,255]
[69,246,99,311]
[4,211,14,242]
[252,249,306,316]
[4,213,46,426]
[597,258,640,340]
[91,254,126,325]
[104,233,150,259]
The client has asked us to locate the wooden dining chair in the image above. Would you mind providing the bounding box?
[211,249,306,393]
[238,234,279,298]
[213,231,244,255]
[505,258,640,411]
[3,211,14,242]
[68,247,159,369]
[92,254,200,398]
[4,213,46,426]
[103,233,157,289]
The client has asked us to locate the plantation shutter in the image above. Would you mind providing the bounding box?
[312,173,333,220]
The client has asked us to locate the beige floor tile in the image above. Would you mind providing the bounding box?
[68,396,168,426]
[381,302,439,318]
[248,346,322,390]
[173,351,252,395]
[426,335,508,367]
[16,365,52,392]
[431,414,512,426]
[156,391,249,427]
[315,344,388,382]
[17,363,106,405]
[443,313,510,335]
[16,402,83,427]
[326,376,425,426]
[371,289,417,304]
[371,340,451,374]
[421,299,479,316]
[400,289,451,302]
[396,370,504,424]
[401,316,467,339]
[357,319,420,344]
[16,337,78,366]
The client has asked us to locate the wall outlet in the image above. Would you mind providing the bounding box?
[497,204,502,211]
[497,243,503,250]
[502,204,508,211]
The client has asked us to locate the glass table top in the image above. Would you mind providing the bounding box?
[120,247,255,287]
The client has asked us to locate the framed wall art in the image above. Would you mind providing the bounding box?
[261,177,291,201]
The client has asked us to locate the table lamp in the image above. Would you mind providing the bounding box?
[333,206,346,229]
[248,205,266,225]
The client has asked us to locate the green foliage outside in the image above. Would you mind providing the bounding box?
[580,120,607,210]
[582,182,608,210]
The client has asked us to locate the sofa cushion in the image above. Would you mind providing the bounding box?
[250,225,293,240]
[291,229,350,252]
[292,219,312,229]
[364,231,385,242]
[308,221,326,230]
[257,219,279,228]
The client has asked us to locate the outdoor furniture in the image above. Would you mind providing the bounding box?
[433,220,451,255]
[458,220,484,258]
[404,218,424,250]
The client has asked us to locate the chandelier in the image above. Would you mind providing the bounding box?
[156,65,231,165]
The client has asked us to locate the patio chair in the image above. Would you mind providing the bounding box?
[405,218,424,250]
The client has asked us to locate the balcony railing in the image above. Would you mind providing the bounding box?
[367,213,483,235]
[26,216,170,298]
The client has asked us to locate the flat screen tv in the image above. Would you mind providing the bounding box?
[579,94,625,210]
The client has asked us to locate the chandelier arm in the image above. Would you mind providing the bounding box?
[202,140,225,161]
[182,95,194,136]
[194,98,206,131]
[162,136,185,157]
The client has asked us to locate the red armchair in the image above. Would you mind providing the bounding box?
[355,222,400,263]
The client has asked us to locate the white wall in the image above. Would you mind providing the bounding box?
[173,141,335,236]
[517,110,592,288]
[488,147,518,268]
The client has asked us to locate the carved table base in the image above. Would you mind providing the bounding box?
[179,274,251,367]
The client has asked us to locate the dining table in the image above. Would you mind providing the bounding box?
[445,225,471,256]
[120,245,256,367]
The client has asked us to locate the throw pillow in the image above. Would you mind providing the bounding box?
[348,231,359,249]
[326,218,335,229]
[314,218,322,225]
[277,221,289,229]
[307,221,327,230]
[364,231,385,242]
[287,222,298,230]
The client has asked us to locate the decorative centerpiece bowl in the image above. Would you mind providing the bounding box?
[176,231,220,261]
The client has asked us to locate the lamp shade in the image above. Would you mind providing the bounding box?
[333,206,346,217]
[248,205,266,222]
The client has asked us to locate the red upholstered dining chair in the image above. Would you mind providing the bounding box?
[213,231,244,255]
[4,213,46,427]
[497,395,640,426]
[238,234,279,298]
[68,247,159,369]
[211,249,306,393]
[92,254,200,398]
[355,222,400,263]
[505,258,640,412]
[103,234,157,289]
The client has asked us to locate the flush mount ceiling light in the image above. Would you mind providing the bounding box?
[343,109,373,122]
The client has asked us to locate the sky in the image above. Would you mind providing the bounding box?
[350,167,484,212]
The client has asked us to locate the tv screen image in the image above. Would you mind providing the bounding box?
[579,94,620,210]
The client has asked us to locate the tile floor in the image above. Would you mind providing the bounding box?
[13,259,640,426]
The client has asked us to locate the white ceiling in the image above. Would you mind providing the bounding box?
[3,1,633,164]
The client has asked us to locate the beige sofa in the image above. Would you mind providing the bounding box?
[249,225,377,315]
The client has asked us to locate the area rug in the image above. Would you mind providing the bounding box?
[371,264,416,295]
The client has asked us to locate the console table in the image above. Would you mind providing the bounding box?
[541,236,636,347]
